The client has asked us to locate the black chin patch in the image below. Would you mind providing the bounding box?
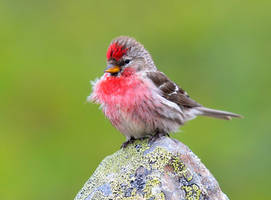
[110,72,119,77]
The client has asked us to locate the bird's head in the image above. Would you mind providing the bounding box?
[104,36,156,76]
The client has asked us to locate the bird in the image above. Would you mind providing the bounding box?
[88,36,242,148]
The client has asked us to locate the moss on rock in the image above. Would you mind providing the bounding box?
[75,137,229,200]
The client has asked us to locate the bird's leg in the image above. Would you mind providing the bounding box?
[148,131,170,145]
[121,136,136,148]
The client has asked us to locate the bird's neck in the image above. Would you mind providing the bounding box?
[96,67,139,97]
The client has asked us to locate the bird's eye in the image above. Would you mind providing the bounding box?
[124,59,131,64]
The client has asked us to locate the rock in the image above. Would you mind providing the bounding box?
[74,136,229,200]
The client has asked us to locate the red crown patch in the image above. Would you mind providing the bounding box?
[106,43,127,61]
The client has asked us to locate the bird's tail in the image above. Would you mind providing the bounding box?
[196,106,242,120]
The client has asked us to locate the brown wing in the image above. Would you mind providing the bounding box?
[146,71,201,108]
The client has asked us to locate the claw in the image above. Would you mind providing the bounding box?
[121,137,136,148]
[148,132,170,145]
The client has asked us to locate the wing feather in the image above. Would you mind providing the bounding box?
[146,71,201,108]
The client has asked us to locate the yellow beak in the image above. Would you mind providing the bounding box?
[104,65,120,74]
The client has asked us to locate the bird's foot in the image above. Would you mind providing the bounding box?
[139,136,149,141]
[148,132,170,145]
[121,137,136,148]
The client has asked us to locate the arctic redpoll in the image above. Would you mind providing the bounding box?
[88,36,241,147]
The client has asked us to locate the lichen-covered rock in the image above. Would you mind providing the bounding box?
[75,137,229,200]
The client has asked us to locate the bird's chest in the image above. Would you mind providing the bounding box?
[94,74,151,115]
[91,73,163,137]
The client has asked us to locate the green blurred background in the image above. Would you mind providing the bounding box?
[0,0,270,199]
